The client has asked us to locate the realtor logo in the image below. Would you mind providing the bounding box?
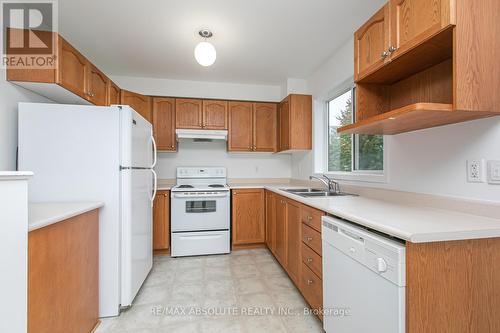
[1,0,58,69]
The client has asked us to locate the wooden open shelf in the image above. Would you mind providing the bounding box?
[337,103,498,135]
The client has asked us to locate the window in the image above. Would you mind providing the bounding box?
[327,87,384,173]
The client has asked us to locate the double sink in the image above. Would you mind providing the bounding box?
[281,188,357,198]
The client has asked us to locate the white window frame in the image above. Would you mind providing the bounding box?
[322,80,388,183]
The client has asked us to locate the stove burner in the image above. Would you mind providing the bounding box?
[178,185,194,189]
[208,184,225,188]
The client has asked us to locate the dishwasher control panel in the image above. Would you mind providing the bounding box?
[322,216,406,286]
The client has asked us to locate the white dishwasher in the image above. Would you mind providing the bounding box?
[322,216,406,333]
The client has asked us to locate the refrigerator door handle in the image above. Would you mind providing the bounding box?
[150,169,158,206]
[151,135,157,168]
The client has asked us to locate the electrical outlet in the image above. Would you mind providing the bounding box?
[487,160,500,185]
[467,159,485,183]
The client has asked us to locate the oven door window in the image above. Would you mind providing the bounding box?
[185,200,216,213]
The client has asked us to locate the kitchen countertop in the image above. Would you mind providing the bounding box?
[29,202,104,232]
[265,186,500,243]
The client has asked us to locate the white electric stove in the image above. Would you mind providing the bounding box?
[170,167,230,257]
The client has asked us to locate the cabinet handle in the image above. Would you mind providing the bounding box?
[307,216,313,221]
[388,46,397,53]
[307,279,313,285]
[307,257,313,263]
[381,51,390,59]
[306,237,313,242]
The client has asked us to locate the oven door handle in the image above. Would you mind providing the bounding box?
[172,192,229,199]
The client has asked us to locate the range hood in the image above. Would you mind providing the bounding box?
[175,129,228,141]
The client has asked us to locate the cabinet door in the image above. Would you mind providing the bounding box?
[265,191,276,253]
[86,64,108,106]
[286,200,301,285]
[232,189,265,245]
[107,80,120,106]
[203,100,228,129]
[354,4,391,81]
[389,0,455,60]
[152,97,176,151]
[59,38,88,99]
[254,103,277,152]
[175,99,202,129]
[278,99,290,151]
[275,196,287,266]
[121,90,152,122]
[153,191,170,250]
[228,102,253,151]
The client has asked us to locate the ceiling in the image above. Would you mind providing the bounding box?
[58,0,385,85]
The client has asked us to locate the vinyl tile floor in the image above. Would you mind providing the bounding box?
[96,248,324,333]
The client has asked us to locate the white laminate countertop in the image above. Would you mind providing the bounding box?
[263,186,500,243]
[29,202,104,232]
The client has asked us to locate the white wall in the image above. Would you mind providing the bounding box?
[111,75,282,102]
[113,75,291,179]
[155,140,291,179]
[298,38,500,202]
[0,70,52,171]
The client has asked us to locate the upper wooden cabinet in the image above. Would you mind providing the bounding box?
[343,0,500,135]
[228,102,278,152]
[231,189,265,246]
[254,103,278,152]
[228,102,254,151]
[152,97,176,151]
[175,99,203,129]
[203,100,228,129]
[107,80,121,106]
[7,33,118,106]
[354,4,391,81]
[86,64,108,106]
[389,0,455,61]
[278,94,312,152]
[59,37,89,100]
[121,90,152,122]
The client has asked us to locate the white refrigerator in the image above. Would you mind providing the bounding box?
[18,103,157,317]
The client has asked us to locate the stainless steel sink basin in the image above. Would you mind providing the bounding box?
[281,188,357,197]
[283,188,325,193]
[297,191,356,197]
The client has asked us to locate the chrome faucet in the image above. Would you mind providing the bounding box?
[309,174,340,194]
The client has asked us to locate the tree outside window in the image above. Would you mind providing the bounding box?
[328,89,383,173]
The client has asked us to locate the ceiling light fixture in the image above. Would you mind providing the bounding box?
[194,29,216,67]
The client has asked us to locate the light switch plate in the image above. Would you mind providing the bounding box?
[487,160,500,185]
[467,159,485,183]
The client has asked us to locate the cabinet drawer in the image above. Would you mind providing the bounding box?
[300,263,322,311]
[301,206,324,232]
[302,242,322,277]
[302,223,322,255]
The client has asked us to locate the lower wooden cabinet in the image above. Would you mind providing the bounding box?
[231,189,265,246]
[286,200,301,285]
[28,209,99,333]
[275,195,287,266]
[265,191,276,254]
[265,190,324,319]
[153,190,170,251]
